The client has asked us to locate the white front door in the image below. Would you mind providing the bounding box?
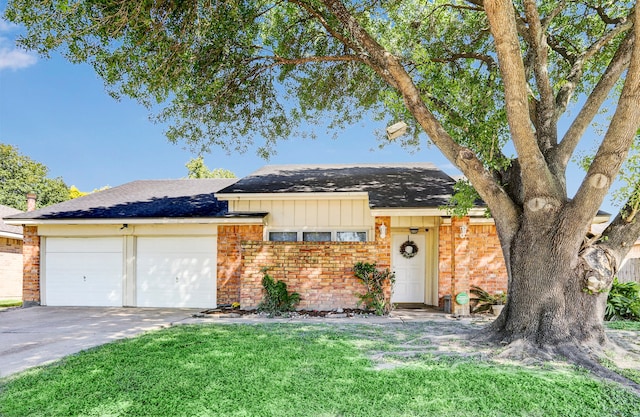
[391,234,426,303]
[136,237,216,308]
[44,237,123,306]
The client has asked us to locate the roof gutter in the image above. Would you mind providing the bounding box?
[0,231,23,239]
[3,215,266,227]
[370,207,487,217]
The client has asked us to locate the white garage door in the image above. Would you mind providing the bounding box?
[136,237,216,308]
[45,237,123,306]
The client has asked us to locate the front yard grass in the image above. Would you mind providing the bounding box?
[0,299,22,308]
[1,323,639,417]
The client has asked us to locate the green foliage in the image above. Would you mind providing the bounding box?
[1,324,639,417]
[353,262,395,315]
[68,185,87,199]
[1,0,522,158]
[470,285,507,314]
[185,156,236,179]
[605,278,640,321]
[441,179,485,217]
[612,138,640,221]
[257,267,300,316]
[0,143,70,210]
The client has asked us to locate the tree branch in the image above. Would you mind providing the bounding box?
[270,54,362,64]
[320,0,520,244]
[288,0,361,54]
[484,0,561,205]
[554,17,634,120]
[592,4,627,25]
[524,0,557,150]
[430,52,497,71]
[547,34,576,65]
[541,0,567,30]
[552,30,634,170]
[599,182,640,271]
[569,5,640,230]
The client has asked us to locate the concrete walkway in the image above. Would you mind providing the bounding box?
[0,306,473,378]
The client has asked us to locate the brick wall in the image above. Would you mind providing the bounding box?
[22,226,40,305]
[217,225,264,305]
[240,241,388,310]
[466,224,508,293]
[0,237,23,300]
[437,220,508,310]
[438,224,453,308]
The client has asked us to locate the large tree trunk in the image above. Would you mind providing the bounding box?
[481,214,640,393]
[489,215,613,350]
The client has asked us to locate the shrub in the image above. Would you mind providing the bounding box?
[353,262,395,315]
[470,285,507,313]
[257,267,300,316]
[605,278,640,321]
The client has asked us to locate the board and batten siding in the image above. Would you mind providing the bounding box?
[619,258,640,284]
[230,199,374,230]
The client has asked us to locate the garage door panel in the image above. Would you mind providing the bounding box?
[45,238,123,307]
[46,237,122,253]
[136,237,216,308]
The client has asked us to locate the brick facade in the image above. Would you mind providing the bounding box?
[13,215,508,311]
[22,226,40,306]
[239,241,388,310]
[438,218,508,312]
[216,225,264,305]
[0,237,23,300]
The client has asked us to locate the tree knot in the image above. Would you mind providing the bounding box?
[579,246,616,295]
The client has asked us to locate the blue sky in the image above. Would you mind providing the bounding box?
[0,13,619,215]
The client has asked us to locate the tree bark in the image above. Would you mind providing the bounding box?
[490,220,611,349]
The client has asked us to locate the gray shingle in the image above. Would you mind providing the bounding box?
[4,179,239,220]
[218,163,456,208]
[0,205,23,235]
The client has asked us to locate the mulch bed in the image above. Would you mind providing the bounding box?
[197,306,373,318]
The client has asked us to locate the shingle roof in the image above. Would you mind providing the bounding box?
[4,179,240,221]
[218,163,456,208]
[0,205,23,236]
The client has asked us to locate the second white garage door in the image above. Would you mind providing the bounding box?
[136,237,216,308]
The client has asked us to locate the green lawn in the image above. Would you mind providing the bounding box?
[1,323,638,417]
[0,299,22,308]
[606,320,640,331]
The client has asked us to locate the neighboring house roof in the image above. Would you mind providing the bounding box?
[217,163,457,209]
[3,179,264,223]
[0,204,23,238]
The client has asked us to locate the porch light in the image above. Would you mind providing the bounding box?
[386,121,408,140]
[379,223,387,239]
[409,227,419,234]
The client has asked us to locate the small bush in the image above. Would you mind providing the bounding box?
[257,267,300,316]
[605,278,640,321]
[353,262,395,315]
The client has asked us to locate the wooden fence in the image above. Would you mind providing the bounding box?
[618,258,640,284]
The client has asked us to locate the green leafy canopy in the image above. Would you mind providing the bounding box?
[4,0,638,210]
[0,143,70,210]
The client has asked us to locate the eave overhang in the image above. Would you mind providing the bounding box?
[3,212,268,227]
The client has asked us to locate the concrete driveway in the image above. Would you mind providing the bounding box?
[0,306,199,378]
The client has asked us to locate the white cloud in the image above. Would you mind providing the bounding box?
[0,19,37,71]
[0,19,18,33]
[0,43,37,70]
